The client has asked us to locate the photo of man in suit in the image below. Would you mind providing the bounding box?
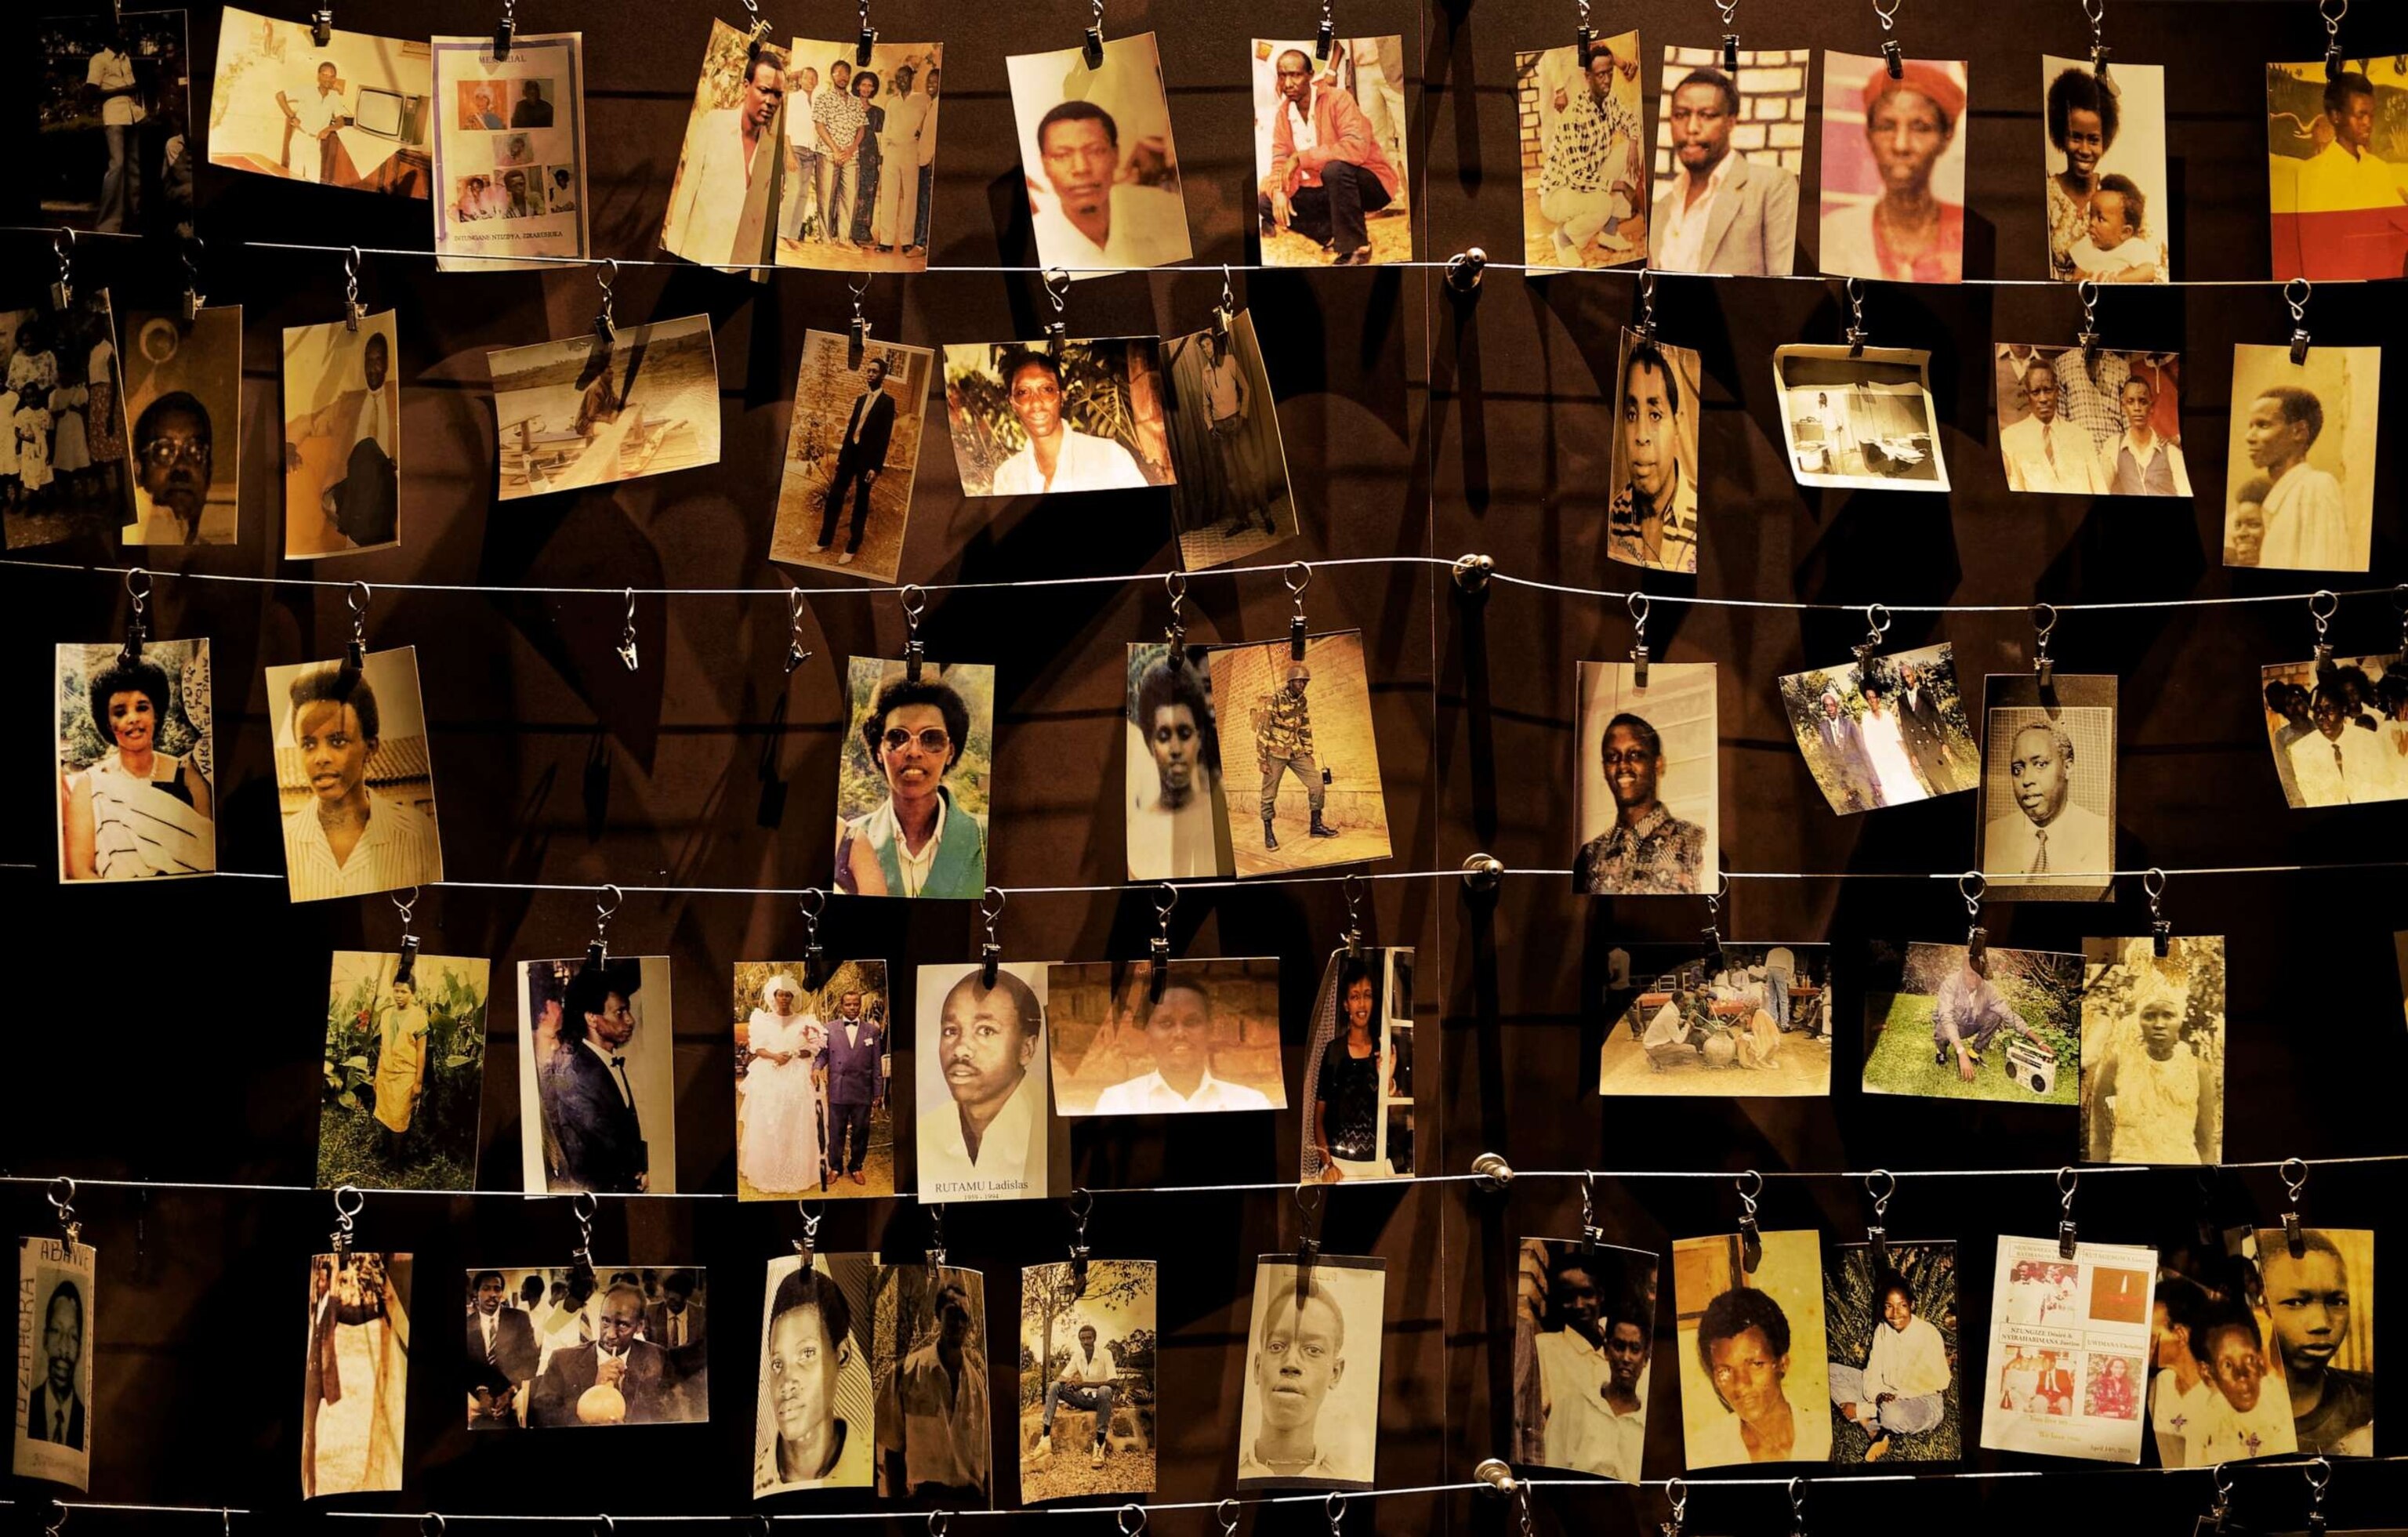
[531,1281,679,1426]
[819,988,885,1187]
[1808,689,1878,811]
[540,962,651,1193]
[1651,65,1800,275]
[1894,662,1961,794]
[808,353,896,567]
[466,1269,541,1429]
[647,1268,709,1420]
[28,1280,86,1451]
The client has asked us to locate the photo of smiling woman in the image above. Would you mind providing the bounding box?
[2042,58,2169,282]
[55,639,215,881]
[834,658,994,900]
[1819,53,1967,283]
[1674,1229,1833,1469]
[265,649,442,901]
[754,1253,876,1493]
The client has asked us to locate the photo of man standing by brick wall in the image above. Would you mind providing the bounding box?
[1208,632,1392,878]
[1516,31,1647,270]
[1648,45,1805,275]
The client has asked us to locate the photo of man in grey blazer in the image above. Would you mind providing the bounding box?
[1649,66,1800,276]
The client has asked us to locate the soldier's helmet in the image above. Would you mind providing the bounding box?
[1286,661,1311,684]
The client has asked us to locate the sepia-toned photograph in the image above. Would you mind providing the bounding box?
[1300,947,1414,1183]
[1510,1238,1656,1480]
[1210,632,1392,878]
[282,310,401,557]
[2080,936,2225,1166]
[1237,1255,1384,1488]
[836,657,995,899]
[2251,1227,2377,1457]
[303,1251,410,1495]
[464,1266,709,1428]
[775,39,941,270]
[1978,673,2117,900]
[771,331,930,582]
[1648,45,1804,275]
[1982,1235,2159,1462]
[659,21,785,273]
[942,338,1171,497]
[1605,329,1702,571]
[2148,1229,2323,1466]
[1019,1259,1157,1501]
[1516,32,1646,270]
[755,1253,877,1492]
[120,305,241,544]
[1597,944,1831,1096]
[317,950,488,1191]
[1996,345,2186,497]
[1125,640,1233,879]
[1826,1242,1958,1463]
[1778,641,1978,814]
[1673,1229,1833,1466]
[2,295,136,549]
[35,9,191,237]
[2268,57,2408,281]
[2042,57,2169,281]
[1049,959,1286,1116]
[1773,344,1949,491]
[1862,940,2081,1104]
[874,1263,990,1500]
[2224,343,2379,571]
[266,647,443,901]
[515,955,678,1194]
[1162,313,1297,571]
[1251,36,1409,266]
[54,637,214,881]
[916,961,1053,1202]
[737,959,892,1200]
[488,313,720,498]
[1008,31,1191,274]
[1819,52,1967,282]
[209,6,431,194]
[1573,660,1715,894]
[13,1237,95,1489]
[432,33,589,270]
[2258,651,2408,808]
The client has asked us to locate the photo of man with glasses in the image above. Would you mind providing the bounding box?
[834,660,992,900]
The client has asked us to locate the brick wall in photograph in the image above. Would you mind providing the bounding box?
[1652,46,1811,194]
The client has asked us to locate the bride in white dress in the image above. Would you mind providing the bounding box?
[1858,683,1931,807]
[739,973,827,1194]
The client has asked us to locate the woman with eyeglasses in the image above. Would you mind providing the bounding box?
[836,674,986,898]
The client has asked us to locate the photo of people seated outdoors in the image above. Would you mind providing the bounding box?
[1862,940,2080,1105]
[1596,945,1830,1097]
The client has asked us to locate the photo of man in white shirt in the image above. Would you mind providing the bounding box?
[915,965,1050,1201]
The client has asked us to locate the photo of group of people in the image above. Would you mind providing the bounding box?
[1674,1229,1833,1466]
[1125,641,1233,879]
[13,1237,95,1489]
[2258,651,2408,807]
[1996,346,2187,497]
[1515,33,1648,270]
[734,961,891,1199]
[1862,940,2080,1104]
[1597,944,1831,1096]
[281,311,401,557]
[2,295,135,549]
[1162,314,1296,570]
[54,637,215,882]
[1017,1259,1158,1500]
[265,647,444,901]
[2042,59,2170,281]
[303,1250,409,1495]
[462,1266,709,1429]
[913,962,1057,1203]
[120,305,241,545]
[1647,46,1805,276]
[1511,1238,1656,1481]
[1773,344,1949,491]
[773,332,931,582]
[1235,1256,1385,1488]
[835,658,995,899]
[754,1253,876,1492]
[1826,1243,1958,1463]
[1778,643,1978,814]
[515,955,678,1194]
[2268,56,2408,281]
[1978,674,2116,900]
[2222,343,2381,571]
[1982,1238,2157,1461]
[1299,948,1413,1183]
[1046,959,1286,1117]
[488,314,722,498]
[432,34,587,269]
[1821,54,1968,283]
[2080,936,2225,1166]
[1212,632,1393,878]
[36,9,191,238]
[1008,32,1191,274]
[2151,1226,2374,1465]
[941,339,1170,497]
[1251,36,1410,267]
[209,7,432,196]
[1572,660,1714,894]
[774,40,941,270]
[317,950,488,1191]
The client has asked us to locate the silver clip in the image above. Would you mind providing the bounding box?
[1286,560,1313,659]
[1217,1499,1241,1537]
[1717,0,1739,70]
[2309,588,2338,669]
[1700,869,1727,971]
[1852,601,1890,664]
[2205,1463,2236,1534]
[2058,1166,2080,1259]
[587,884,621,968]
[1865,1169,1894,1270]
[332,1184,364,1258]
[1341,872,1366,958]
[793,1202,822,1266]
[1573,0,1594,63]
[1788,1477,1808,1537]
[181,235,205,321]
[346,581,372,665]
[343,245,364,331]
[2084,0,2109,78]
[1117,1506,1147,1537]
[785,589,814,675]
[1315,0,1333,62]
[494,0,515,60]
[855,0,876,65]
[121,567,151,664]
[310,4,333,46]
[49,230,75,312]
[2307,1457,2333,1533]
[48,1176,82,1249]
[2321,0,2348,81]
[1961,871,1987,967]
[615,587,639,672]
[1148,882,1177,1001]
[1068,1187,1093,1294]
[2394,582,2408,654]
[1324,1492,1347,1536]
[1875,0,1902,78]
[1579,1169,1602,1249]
[2076,278,2101,357]
[798,887,825,988]
[979,886,1006,988]
[1213,266,1235,339]
[2145,867,2170,957]
[2030,603,2058,689]
[1636,272,1656,343]
[1844,275,1869,355]
[2287,277,2314,365]
[2280,1157,2309,1260]
[926,1202,948,1268]
[593,259,618,345]
[1660,1478,1688,1537]
[1082,0,1104,69]
[1735,1169,1763,1274]
[1627,590,1651,687]
[1042,266,1071,351]
[901,583,927,681]
[1164,569,1188,666]
[569,1190,598,1278]
[847,273,872,363]
[392,886,422,982]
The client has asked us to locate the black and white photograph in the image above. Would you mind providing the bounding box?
[1673,1230,1833,1466]
[1125,640,1233,879]
[2080,936,2225,1166]
[1981,1237,2159,1462]
[1018,1259,1158,1501]
[1250,36,1409,267]
[1515,33,1647,270]
[432,32,588,270]
[835,658,995,900]
[1772,344,1949,491]
[488,314,721,498]
[264,648,443,901]
[1510,1238,1657,1480]
[2,295,135,549]
[1162,313,1296,571]
[209,6,432,195]
[771,331,930,582]
[1236,1256,1385,1489]
[120,305,241,545]
[1996,346,2187,496]
[2043,57,2170,282]
[916,961,1054,1202]
[1647,45,1806,276]
[658,21,785,273]
[1572,660,1714,895]
[774,39,941,270]
[874,1263,990,1501]
[1862,940,2080,1105]
[35,9,190,237]
[1007,31,1191,274]
[13,1236,95,1488]
[1825,1242,1958,1463]
[1209,632,1394,878]
[2223,343,2380,572]
[317,950,488,1191]
[1606,329,1703,571]
[736,960,893,1200]
[1048,959,1286,1117]
[463,1267,709,1428]
[515,955,678,1194]
[1597,945,1832,1097]
[754,1253,877,1492]
[281,310,401,558]
[2258,652,2408,808]
[1978,673,2117,900]
[1777,642,1978,815]
[1300,947,1414,1183]
[941,339,1171,497]
[54,637,214,881]
[303,1251,410,1495]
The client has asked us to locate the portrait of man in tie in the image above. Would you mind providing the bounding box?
[29,1279,86,1451]
[1979,678,2117,903]
[518,956,680,1194]
[464,1268,542,1429]
[14,1238,96,1489]
[773,331,931,583]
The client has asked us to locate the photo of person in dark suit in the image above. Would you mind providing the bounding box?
[510,79,553,129]
[819,986,886,1186]
[808,353,898,567]
[28,1279,86,1450]
[1806,688,1878,811]
[465,1270,541,1429]
[646,1268,709,1420]
[531,1281,680,1426]
[1894,661,1963,796]
[540,961,651,1193]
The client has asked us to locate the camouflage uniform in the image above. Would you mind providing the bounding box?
[1254,683,1325,821]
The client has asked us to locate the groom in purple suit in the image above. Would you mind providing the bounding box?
[818,988,885,1186]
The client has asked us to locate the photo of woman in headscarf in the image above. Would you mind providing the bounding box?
[1820,54,1967,283]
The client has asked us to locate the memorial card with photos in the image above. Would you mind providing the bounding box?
[874,1263,991,1500]
[1597,944,1832,1097]
[1777,642,1978,814]
[1017,1259,1158,1502]
[515,956,679,1194]
[1510,1238,1658,1480]
[1772,344,1949,491]
[735,959,893,1200]
[1607,331,1703,572]
[53,638,216,882]
[488,314,721,498]
[281,311,401,558]
[1672,1229,1833,1467]
[317,951,490,1191]
[1007,31,1192,276]
[13,1237,94,1488]
[34,9,190,238]
[302,1251,411,1495]
[2268,56,2408,282]
[1126,641,1235,879]
[2080,936,2225,1167]
[1825,1241,1959,1463]
[430,31,590,270]
[1249,36,1412,267]
[835,657,996,900]
[2,294,135,549]
[659,21,786,275]
[1210,631,1393,878]
[1980,1236,2157,1462]
[1300,947,1415,1184]
[915,962,1057,1203]
[941,339,1174,497]
[1049,959,1288,1117]
[1236,1256,1385,1489]
[1573,660,1716,895]
[771,332,933,583]
[2040,57,2170,282]
[1994,347,2189,498]
[121,306,243,546]
[1515,31,1647,271]
[753,1253,877,1492]
[1861,940,2080,1106]
[461,1267,709,1428]
[2258,653,2408,808]
[209,7,432,196]
[1819,53,1967,283]
[1163,314,1298,571]
[774,40,943,270]
[2250,1227,2376,1458]
[264,648,444,901]
[2224,343,2379,572]
[1647,45,1807,277]
[1978,673,2117,901]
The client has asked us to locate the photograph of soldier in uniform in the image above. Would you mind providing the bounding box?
[1208,632,1391,879]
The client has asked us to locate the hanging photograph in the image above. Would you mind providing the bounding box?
[1995,346,2187,497]
[737,960,892,1200]
[1048,958,1286,1116]
[14,1235,96,1488]
[1510,1237,1658,1480]
[1647,44,1805,275]
[775,39,942,269]
[1125,640,1234,879]
[2268,57,2408,281]
[1861,940,2080,1104]
[1162,313,1297,571]
[431,31,589,270]
[120,305,241,545]
[1007,31,1191,274]
[659,21,786,273]
[1980,1236,2159,1462]
[2080,935,2225,1166]
[317,950,489,1191]
[1818,52,1967,282]
[2251,1227,2377,1457]
[1776,641,1977,814]
[302,1251,411,1495]
[915,961,1054,1202]
[462,1267,709,1426]
[54,637,215,881]
[1825,1242,1958,1463]
[515,955,678,1194]
[1673,1229,1833,1467]
[2224,343,2380,572]
[281,310,401,559]
[488,314,721,499]
[771,331,932,582]
[265,649,443,901]
[1249,35,1410,267]
[1515,31,1647,270]
[1572,660,1714,894]
[2149,1232,2312,1466]
[2397,933,2408,1026]
[1209,631,1393,878]
[1772,344,1949,491]
[1597,944,1832,1097]
[941,339,1172,497]
[35,9,190,237]
[1300,947,1415,1184]
[1018,1259,1158,1501]
[2,294,136,549]
[1605,329,1703,571]
[2041,56,2169,281]
[754,1253,877,1492]
[1236,1255,1385,1488]
[209,7,432,194]
[873,1263,991,1500]
[2257,652,2408,808]
[835,657,995,899]
[1977,673,2117,901]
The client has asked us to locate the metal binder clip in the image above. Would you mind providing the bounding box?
[2306,1458,2333,1534]
[47,1178,81,1249]
[1700,872,1727,973]
[2145,868,2170,958]
[797,888,825,990]
[1294,1182,1326,1263]
[855,0,876,65]
[2085,0,2109,78]
[346,581,372,665]
[2287,277,2314,365]
[181,236,205,321]
[1082,0,1104,69]
[1876,0,1904,81]
[978,886,1006,989]
[793,1203,822,1267]
[2057,1166,2080,1259]
[1789,1478,1809,1537]
[50,230,74,311]
[1865,1169,1894,1270]
[1721,0,1740,74]
[332,1184,363,1259]
[121,567,150,664]
[392,886,422,984]
[901,584,927,682]
[343,246,364,331]
[926,1202,947,1269]
[2031,603,2058,691]
[1315,0,1333,62]
[1579,1170,1603,1249]
[1627,591,1651,688]
[586,884,621,969]
[1635,273,1656,343]
[785,588,814,675]
[1068,1189,1093,1295]
[1148,883,1177,1002]
[494,0,515,60]
[312,5,334,47]
[615,588,640,672]
[1042,266,1070,352]
[593,259,618,345]
[847,274,872,365]
[2076,278,2101,361]
[1736,1169,1763,1274]
[2321,0,2346,81]
[2309,589,2338,671]
[1341,872,1365,959]
[1853,601,1890,665]
[1573,0,1594,62]
[1286,562,1312,659]
[1164,570,1188,668]
[1843,276,1869,357]
[1213,266,1235,341]
[1961,871,1987,969]
[1660,1479,1688,1537]
[2203,1463,2236,1534]
[2280,1157,2309,1259]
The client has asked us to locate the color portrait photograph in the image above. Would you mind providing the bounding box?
[734,959,893,1200]
[941,338,1171,497]
[2224,343,2380,571]
[265,648,442,901]
[54,637,214,881]
[515,955,677,1194]
[754,1253,876,1492]
[1017,1259,1157,1501]
[774,39,941,270]
[462,1266,709,1428]
[873,1263,990,1500]
[2080,935,2225,1166]
[1250,35,1409,266]
[1209,631,1392,878]
[1597,944,1831,1096]
[1773,344,1949,491]
[119,305,241,545]
[834,657,995,900]
[1162,312,1296,571]
[1673,1229,1833,1467]
[771,331,930,582]
[431,32,589,270]
[1981,1236,2159,1462]
[1007,31,1191,274]
[1861,940,2080,1104]
[658,22,785,273]
[317,950,488,1191]
[1825,1242,1958,1463]
[302,1251,410,1495]
[1125,640,1233,879]
[1516,32,1647,270]
[1978,673,2117,901]
[2042,57,2169,281]
[1299,947,1414,1183]
[34,9,190,237]
[1996,346,2186,498]
[2268,56,2408,281]
[488,313,720,498]
[1777,641,1977,814]
[1648,45,1804,276]
[1510,1238,1656,1481]
[281,310,400,558]
[2258,652,2408,808]
[915,961,1054,1202]
[1572,659,1715,895]
[1605,329,1702,571]
[1236,1256,1384,1489]
[1,295,135,549]
[1819,52,1967,282]
[209,6,432,195]
[1048,958,1286,1117]
[13,1237,95,1489]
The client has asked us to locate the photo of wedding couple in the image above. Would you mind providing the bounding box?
[1778,643,1978,815]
